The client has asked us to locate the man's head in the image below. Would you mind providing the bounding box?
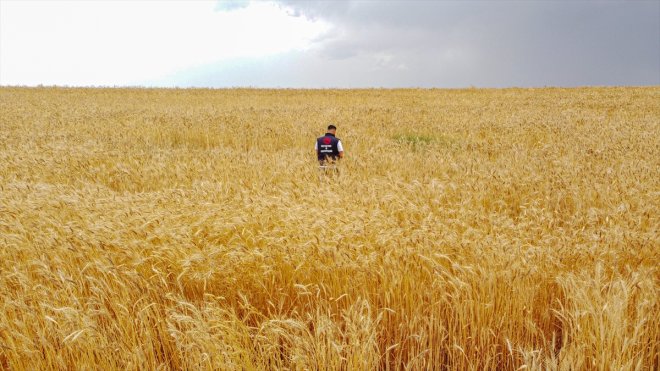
[327,124,337,134]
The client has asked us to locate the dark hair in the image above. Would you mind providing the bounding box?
[327,124,337,130]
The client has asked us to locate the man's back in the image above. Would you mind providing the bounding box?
[315,125,344,164]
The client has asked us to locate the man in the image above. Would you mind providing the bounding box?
[315,124,344,165]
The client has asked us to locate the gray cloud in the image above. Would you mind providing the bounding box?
[179,0,660,87]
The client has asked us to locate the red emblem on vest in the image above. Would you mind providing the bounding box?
[323,137,331,144]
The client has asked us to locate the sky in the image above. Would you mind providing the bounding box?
[0,0,658,88]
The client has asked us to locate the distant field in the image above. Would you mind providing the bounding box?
[0,87,658,370]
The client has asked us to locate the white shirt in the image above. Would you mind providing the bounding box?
[315,139,343,152]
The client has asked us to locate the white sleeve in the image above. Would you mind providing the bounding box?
[314,141,318,151]
[337,140,344,152]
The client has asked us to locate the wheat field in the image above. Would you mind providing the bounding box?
[0,87,658,370]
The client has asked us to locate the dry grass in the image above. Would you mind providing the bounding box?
[0,86,658,370]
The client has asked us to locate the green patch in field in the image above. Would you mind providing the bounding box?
[393,133,460,152]
[393,134,435,146]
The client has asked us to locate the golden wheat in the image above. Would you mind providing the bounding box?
[0,87,658,370]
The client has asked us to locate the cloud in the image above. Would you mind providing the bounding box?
[0,0,327,86]
[2,0,657,87]
[268,0,660,87]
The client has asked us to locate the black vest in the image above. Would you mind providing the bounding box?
[317,133,340,161]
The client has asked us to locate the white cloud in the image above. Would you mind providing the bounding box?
[0,0,329,86]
